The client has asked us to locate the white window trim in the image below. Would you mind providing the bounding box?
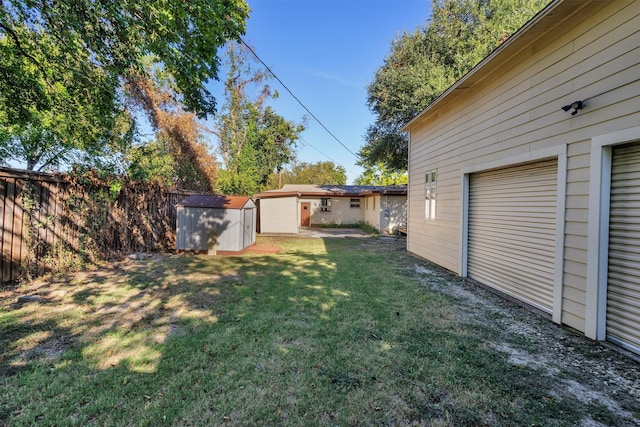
[321,197,332,212]
[586,125,640,341]
[425,169,437,220]
[460,145,567,324]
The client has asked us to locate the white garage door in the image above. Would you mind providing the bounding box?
[468,159,558,313]
[607,142,640,353]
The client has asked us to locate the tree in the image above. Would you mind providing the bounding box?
[360,0,546,170]
[0,0,249,170]
[266,161,347,189]
[354,163,408,186]
[215,42,304,196]
[125,65,218,192]
[0,31,133,171]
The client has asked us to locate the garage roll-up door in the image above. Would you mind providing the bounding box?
[468,159,558,313]
[607,142,640,353]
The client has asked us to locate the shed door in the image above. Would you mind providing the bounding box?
[607,142,640,353]
[467,159,558,313]
[243,208,254,248]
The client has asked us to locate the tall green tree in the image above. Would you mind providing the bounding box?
[360,0,546,170]
[215,42,304,196]
[0,0,249,170]
[0,31,133,171]
[266,161,347,189]
[354,163,408,186]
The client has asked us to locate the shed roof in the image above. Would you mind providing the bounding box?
[177,195,254,209]
[254,184,407,199]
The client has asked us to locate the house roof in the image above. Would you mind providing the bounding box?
[402,0,599,132]
[177,195,254,209]
[254,184,407,199]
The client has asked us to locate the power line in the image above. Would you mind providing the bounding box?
[237,37,359,159]
[299,138,338,164]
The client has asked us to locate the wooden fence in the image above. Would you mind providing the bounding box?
[1,167,195,285]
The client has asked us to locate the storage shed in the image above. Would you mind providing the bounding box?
[176,195,256,254]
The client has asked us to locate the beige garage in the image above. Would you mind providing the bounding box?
[467,159,558,314]
[402,0,640,355]
[606,142,640,353]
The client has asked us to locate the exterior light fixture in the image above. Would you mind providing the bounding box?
[562,100,586,116]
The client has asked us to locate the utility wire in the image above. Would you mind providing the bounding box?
[237,37,359,159]
[300,138,338,164]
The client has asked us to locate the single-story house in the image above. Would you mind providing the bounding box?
[176,195,256,254]
[254,184,407,234]
[403,0,640,355]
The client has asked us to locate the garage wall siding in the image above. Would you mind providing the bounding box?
[259,197,298,234]
[406,0,640,334]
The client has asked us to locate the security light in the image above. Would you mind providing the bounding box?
[562,100,586,115]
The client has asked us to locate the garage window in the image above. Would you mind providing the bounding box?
[350,198,361,208]
[425,170,437,220]
[321,198,332,212]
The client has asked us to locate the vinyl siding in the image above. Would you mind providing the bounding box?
[406,0,640,334]
[259,197,298,234]
[176,207,244,252]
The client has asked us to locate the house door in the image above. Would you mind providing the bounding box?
[300,203,311,226]
[467,158,558,313]
[606,142,640,354]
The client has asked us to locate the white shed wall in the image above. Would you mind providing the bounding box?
[177,207,245,252]
[259,196,299,234]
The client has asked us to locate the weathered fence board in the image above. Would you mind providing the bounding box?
[0,166,197,285]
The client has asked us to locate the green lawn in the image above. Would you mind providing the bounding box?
[1,236,638,426]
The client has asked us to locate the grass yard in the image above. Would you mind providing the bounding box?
[1,235,639,426]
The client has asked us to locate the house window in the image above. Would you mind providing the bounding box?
[321,198,332,212]
[425,169,437,220]
[350,198,361,208]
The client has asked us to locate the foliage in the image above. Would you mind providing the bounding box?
[215,43,305,195]
[0,0,249,170]
[5,169,182,282]
[354,163,408,186]
[125,65,218,192]
[124,139,176,186]
[360,0,547,170]
[0,31,134,171]
[266,161,347,189]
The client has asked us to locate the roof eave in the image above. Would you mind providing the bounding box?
[401,0,587,132]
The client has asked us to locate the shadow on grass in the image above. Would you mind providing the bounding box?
[1,236,638,426]
[0,237,364,424]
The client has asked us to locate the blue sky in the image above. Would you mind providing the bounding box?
[208,0,432,184]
